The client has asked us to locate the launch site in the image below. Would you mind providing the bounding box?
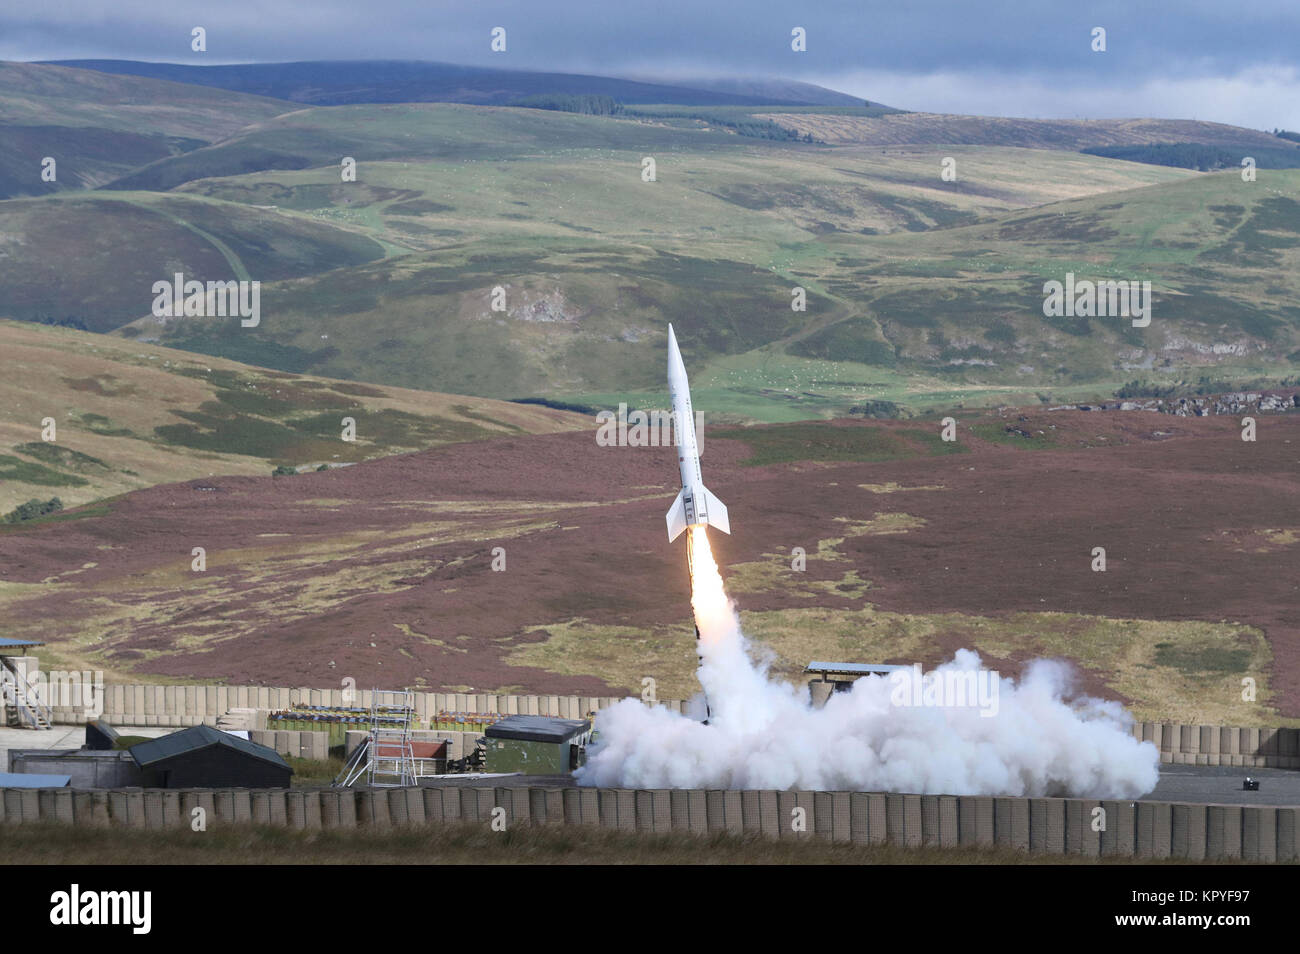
[0,0,1296,932]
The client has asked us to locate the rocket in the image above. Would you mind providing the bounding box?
[665,324,730,543]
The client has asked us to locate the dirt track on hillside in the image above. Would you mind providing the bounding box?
[2,410,1296,713]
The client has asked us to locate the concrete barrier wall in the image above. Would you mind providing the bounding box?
[248,730,329,761]
[1,784,1296,861]
[1129,722,1300,769]
[94,685,645,728]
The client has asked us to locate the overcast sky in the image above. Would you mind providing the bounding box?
[4,0,1298,129]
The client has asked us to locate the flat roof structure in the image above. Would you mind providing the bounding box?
[805,661,910,677]
[484,715,590,744]
[0,637,44,652]
[0,772,70,787]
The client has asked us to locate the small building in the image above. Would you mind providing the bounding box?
[806,661,910,707]
[7,748,141,787]
[484,715,591,775]
[129,725,292,788]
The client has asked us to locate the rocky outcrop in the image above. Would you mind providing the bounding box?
[1050,391,1300,416]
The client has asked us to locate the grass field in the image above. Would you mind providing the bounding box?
[756,112,1297,151]
[506,597,1277,725]
[0,820,1211,865]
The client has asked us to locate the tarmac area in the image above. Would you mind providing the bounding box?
[0,724,170,769]
[1140,763,1300,807]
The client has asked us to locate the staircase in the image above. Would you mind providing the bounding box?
[1,657,53,729]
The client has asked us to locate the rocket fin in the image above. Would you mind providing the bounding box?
[666,488,689,542]
[699,484,730,535]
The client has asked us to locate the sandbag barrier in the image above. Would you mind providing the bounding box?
[1,786,1295,861]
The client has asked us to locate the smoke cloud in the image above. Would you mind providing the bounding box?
[577,528,1159,797]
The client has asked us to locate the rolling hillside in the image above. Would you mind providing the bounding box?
[97,98,1298,417]
[756,112,1294,151]
[0,191,386,330]
[0,62,293,198]
[1,63,1294,423]
[122,162,1297,418]
[788,170,1300,389]
[0,319,585,513]
[100,101,778,193]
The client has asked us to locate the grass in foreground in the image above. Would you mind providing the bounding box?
[0,821,1212,865]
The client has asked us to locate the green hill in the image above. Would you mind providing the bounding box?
[0,191,385,331]
[1,74,1292,421]
[121,163,1298,419]
[101,102,774,192]
[0,62,292,198]
[793,169,1300,392]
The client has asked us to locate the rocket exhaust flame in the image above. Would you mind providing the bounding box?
[687,526,728,649]
[573,326,1160,797]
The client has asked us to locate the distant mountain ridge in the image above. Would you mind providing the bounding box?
[41,59,861,107]
[610,73,867,107]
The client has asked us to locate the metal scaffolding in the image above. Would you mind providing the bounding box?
[335,689,417,787]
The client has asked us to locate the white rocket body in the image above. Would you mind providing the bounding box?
[665,324,729,543]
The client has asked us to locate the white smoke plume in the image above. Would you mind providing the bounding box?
[577,528,1159,797]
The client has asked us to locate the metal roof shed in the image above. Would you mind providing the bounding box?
[0,637,44,653]
[485,716,591,744]
[805,661,910,677]
[129,725,292,789]
[0,772,71,788]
